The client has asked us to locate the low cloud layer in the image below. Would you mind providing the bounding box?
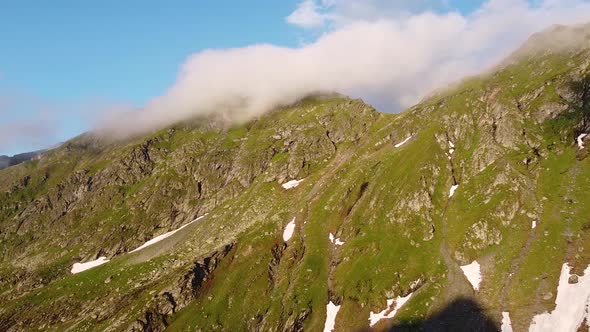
[287,0,453,28]
[0,94,58,155]
[95,0,590,138]
[0,120,55,155]
[0,93,115,155]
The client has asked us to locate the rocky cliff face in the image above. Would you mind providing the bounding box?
[1,26,590,331]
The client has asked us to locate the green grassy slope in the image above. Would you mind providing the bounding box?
[1,38,590,331]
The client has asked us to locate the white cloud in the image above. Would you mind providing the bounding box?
[286,0,327,28]
[0,91,120,155]
[286,0,453,29]
[98,0,590,138]
[0,93,61,154]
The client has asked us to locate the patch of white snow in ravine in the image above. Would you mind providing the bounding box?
[449,184,459,198]
[71,257,110,274]
[394,136,412,148]
[532,220,537,229]
[577,134,587,149]
[529,263,590,332]
[501,312,513,332]
[323,301,341,332]
[369,292,414,327]
[130,215,205,253]
[282,179,304,189]
[460,261,482,291]
[329,233,345,246]
[283,218,296,242]
[449,141,455,148]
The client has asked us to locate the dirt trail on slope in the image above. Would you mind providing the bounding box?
[312,151,353,295]
[438,199,475,303]
[562,162,581,268]
[306,149,354,202]
[302,142,384,302]
[498,159,582,331]
[499,209,542,309]
[438,139,474,304]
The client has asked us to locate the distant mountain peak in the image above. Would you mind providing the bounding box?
[0,150,45,170]
[508,21,590,60]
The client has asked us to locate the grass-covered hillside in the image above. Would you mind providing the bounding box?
[1,25,590,331]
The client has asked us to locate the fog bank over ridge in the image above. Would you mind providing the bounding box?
[97,0,590,138]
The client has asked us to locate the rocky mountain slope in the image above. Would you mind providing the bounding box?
[1,24,590,331]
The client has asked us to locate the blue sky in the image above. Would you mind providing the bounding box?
[0,1,303,104]
[1,0,580,155]
[0,1,304,155]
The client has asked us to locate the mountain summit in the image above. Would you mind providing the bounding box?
[1,24,590,331]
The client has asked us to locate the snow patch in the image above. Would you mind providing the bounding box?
[529,263,590,332]
[130,215,205,253]
[369,292,414,327]
[532,220,537,229]
[449,148,455,155]
[283,218,296,242]
[329,233,345,246]
[282,179,304,189]
[449,141,455,148]
[323,301,341,332]
[449,184,459,198]
[409,278,422,289]
[501,312,513,332]
[460,261,482,291]
[394,136,412,148]
[577,134,587,149]
[71,257,110,274]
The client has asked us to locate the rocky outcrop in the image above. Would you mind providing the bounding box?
[1,36,590,332]
[0,97,379,303]
[130,243,234,332]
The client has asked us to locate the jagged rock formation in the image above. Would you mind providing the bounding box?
[1,23,590,331]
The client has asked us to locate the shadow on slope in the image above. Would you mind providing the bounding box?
[387,297,499,332]
[569,74,590,127]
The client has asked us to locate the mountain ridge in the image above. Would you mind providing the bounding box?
[1,24,590,331]
[0,150,45,171]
